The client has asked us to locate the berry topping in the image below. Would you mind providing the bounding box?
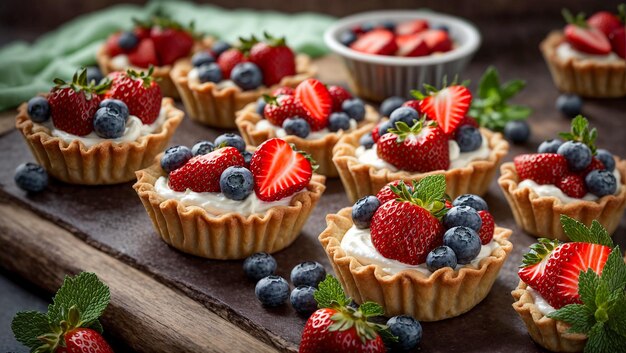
[93,107,126,139]
[587,10,623,37]
[118,31,139,51]
[379,96,405,117]
[328,85,352,112]
[263,94,306,127]
[255,276,290,307]
[537,139,563,154]
[359,133,375,149]
[282,117,310,138]
[27,96,50,123]
[328,112,351,132]
[513,153,568,185]
[556,173,587,198]
[295,79,333,131]
[214,133,246,152]
[419,29,453,53]
[443,226,481,264]
[341,98,366,122]
[217,48,247,79]
[197,63,223,83]
[249,33,296,87]
[272,86,295,96]
[415,84,471,135]
[168,146,245,192]
[596,149,616,172]
[426,245,458,272]
[86,66,104,84]
[452,194,488,211]
[477,210,495,245]
[563,10,612,55]
[127,38,159,68]
[291,261,326,288]
[454,125,483,152]
[191,51,215,67]
[351,195,381,229]
[211,40,231,57]
[219,166,254,200]
[585,170,617,197]
[557,141,592,171]
[14,163,48,193]
[389,106,420,126]
[191,140,215,156]
[231,62,263,90]
[395,33,429,57]
[396,19,429,36]
[161,145,193,173]
[442,206,482,232]
[243,252,277,281]
[106,67,162,124]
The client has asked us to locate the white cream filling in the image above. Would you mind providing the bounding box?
[556,43,622,63]
[526,286,556,316]
[110,54,130,70]
[187,67,238,89]
[255,119,358,140]
[154,176,295,216]
[339,225,500,276]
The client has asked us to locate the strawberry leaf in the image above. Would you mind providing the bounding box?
[48,272,111,329]
[314,275,349,309]
[521,238,559,267]
[11,311,51,350]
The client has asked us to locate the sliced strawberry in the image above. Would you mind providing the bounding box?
[395,19,429,36]
[295,78,332,131]
[249,138,313,201]
[564,24,611,55]
[514,153,569,185]
[556,173,587,198]
[419,29,453,53]
[272,86,295,96]
[395,34,430,57]
[609,27,626,59]
[263,95,306,127]
[418,85,471,135]
[217,48,247,79]
[105,32,124,57]
[328,85,353,112]
[350,29,398,56]
[518,239,559,291]
[151,28,194,66]
[375,180,411,204]
[128,38,159,68]
[168,147,244,192]
[477,210,495,245]
[587,11,623,37]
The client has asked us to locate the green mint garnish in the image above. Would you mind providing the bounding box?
[314,274,350,309]
[389,174,448,219]
[558,115,598,155]
[560,215,613,247]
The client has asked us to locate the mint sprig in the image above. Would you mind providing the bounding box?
[389,174,448,219]
[558,115,598,155]
[560,215,613,247]
[314,275,350,309]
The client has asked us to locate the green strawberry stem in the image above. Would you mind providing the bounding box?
[126,66,159,87]
[53,68,111,100]
[520,238,559,267]
[389,175,448,219]
[262,32,287,47]
[410,76,469,100]
[562,9,588,27]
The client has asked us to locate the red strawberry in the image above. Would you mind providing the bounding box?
[395,34,430,57]
[168,147,244,192]
[217,48,247,79]
[587,11,623,37]
[350,29,398,56]
[272,86,295,96]
[513,153,569,185]
[106,68,162,124]
[580,157,606,178]
[371,123,382,142]
[377,119,450,172]
[557,173,587,198]
[609,27,626,59]
[249,138,313,201]
[518,238,558,291]
[445,199,453,209]
[418,85,471,135]
[134,27,151,40]
[477,210,495,245]
[57,328,113,353]
[249,34,296,87]
[375,180,412,203]
[328,85,352,112]
[263,95,306,127]
[395,19,429,36]
[459,115,479,128]
[105,32,124,57]
[151,27,194,66]
[401,99,422,113]
[564,22,611,55]
[295,79,332,131]
[419,29,453,53]
[128,38,159,68]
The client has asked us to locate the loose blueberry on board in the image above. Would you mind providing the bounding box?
[100,99,129,120]
[242,150,253,166]
[359,132,375,149]
[243,252,277,281]
[328,112,351,132]
[452,194,488,211]
[86,66,104,84]
[191,51,215,67]
[214,133,246,152]
[231,62,263,90]
[339,30,358,47]
[379,96,405,117]
[557,141,592,171]
[283,117,310,138]
[161,145,193,173]
[455,125,483,152]
[556,94,582,119]
[291,262,326,288]
[27,96,50,123]
[442,206,482,232]
[14,163,48,193]
[538,139,563,154]
[211,40,231,57]
[443,226,481,264]
[585,170,617,197]
[191,140,215,156]
[389,107,419,127]
[341,99,366,122]
[352,195,381,229]
[426,246,458,272]
[504,120,531,144]
[93,107,126,139]
[290,286,317,316]
[596,149,615,172]
[219,166,254,200]
[255,276,290,307]
[256,97,267,117]
[197,63,223,83]
[386,315,423,352]
[118,31,139,50]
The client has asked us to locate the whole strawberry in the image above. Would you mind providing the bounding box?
[376,180,412,203]
[58,328,113,353]
[263,94,306,127]
[328,85,352,112]
[217,48,248,79]
[151,27,194,66]
[513,153,568,185]
[106,67,162,124]
[556,173,587,198]
[249,33,296,87]
[169,147,245,192]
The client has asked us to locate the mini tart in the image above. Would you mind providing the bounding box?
[498,159,626,241]
[319,207,513,321]
[15,98,183,185]
[171,54,316,129]
[236,104,379,177]
[133,163,326,260]
[332,125,509,203]
[540,31,626,98]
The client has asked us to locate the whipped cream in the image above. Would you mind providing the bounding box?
[110,54,130,71]
[187,67,238,89]
[518,168,622,204]
[255,119,358,140]
[340,226,500,276]
[49,108,166,148]
[154,176,295,216]
[556,43,622,63]
[526,286,556,316]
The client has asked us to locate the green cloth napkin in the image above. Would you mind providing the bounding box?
[0,1,335,111]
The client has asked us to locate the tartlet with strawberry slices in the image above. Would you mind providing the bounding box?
[15,67,183,185]
[333,83,509,202]
[236,78,379,177]
[134,137,325,259]
[499,116,625,241]
[171,33,316,128]
[319,175,513,321]
[540,7,626,97]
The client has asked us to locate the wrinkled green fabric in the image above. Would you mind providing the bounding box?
[0,1,335,110]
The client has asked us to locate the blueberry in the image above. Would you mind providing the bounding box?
[256,97,267,117]
[212,40,231,57]
[99,99,129,120]
[341,99,366,122]
[191,140,214,156]
[378,120,393,136]
[214,133,246,152]
[282,117,310,138]
[379,96,405,117]
[352,195,380,229]
[361,22,376,32]
[27,96,50,123]
[242,150,253,166]
[191,51,215,67]
[231,62,263,90]
[118,31,139,50]
[219,166,254,200]
[442,206,482,231]
[386,315,422,352]
[504,120,531,144]
[426,246,458,272]
[537,139,563,154]
[328,112,351,132]
[556,94,582,119]
[243,252,277,281]
[290,286,317,315]
[86,66,104,84]
[452,194,488,211]
[93,107,126,139]
[557,141,592,171]
[339,31,357,46]
[585,170,617,197]
[443,226,481,264]
[291,262,326,288]
[197,63,223,83]
[596,149,615,172]
[455,125,483,152]
[359,132,375,149]
[381,20,396,32]
[14,163,48,193]
[389,107,419,127]
[161,145,193,173]
[255,276,290,307]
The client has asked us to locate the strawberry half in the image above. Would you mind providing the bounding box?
[418,85,471,135]
[587,11,623,37]
[350,29,398,55]
[518,238,559,291]
[395,19,429,36]
[249,138,313,201]
[263,94,306,127]
[513,153,569,185]
[419,29,453,53]
[168,147,245,192]
[563,10,612,55]
[295,79,332,131]
[106,68,162,124]
[249,33,296,87]
[395,34,430,57]
[151,27,194,66]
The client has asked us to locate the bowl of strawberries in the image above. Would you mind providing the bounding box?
[324,10,481,102]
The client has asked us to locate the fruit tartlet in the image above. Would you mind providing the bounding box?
[512,216,626,352]
[499,116,625,241]
[540,7,626,97]
[319,175,513,321]
[97,13,210,99]
[171,34,316,128]
[134,136,325,259]
[15,68,183,185]
[236,78,379,177]
[333,84,509,202]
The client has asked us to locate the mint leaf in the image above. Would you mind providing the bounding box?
[502,105,531,120]
[359,302,384,318]
[413,174,446,205]
[559,216,613,246]
[585,322,625,353]
[578,269,601,311]
[548,304,595,334]
[48,272,110,327]
[477,66,500,100]
[607,292,626,336]
[601,246,626,292]
[86,319,104,334]
[500,80,526,100]
[314,275,349,309]
[11,311,50,350]
[589,221,614,247]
